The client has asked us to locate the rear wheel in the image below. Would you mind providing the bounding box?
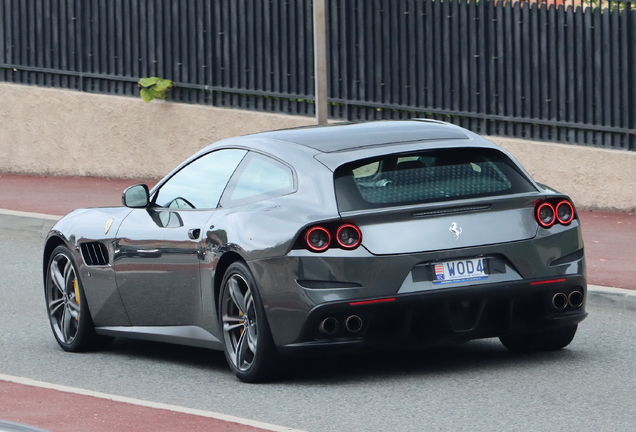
[219,261,280,383]
[45,245,110,352]
[499,325,578,353]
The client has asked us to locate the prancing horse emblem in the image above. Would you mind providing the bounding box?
[104,218,114,235]
[449,222,462,240]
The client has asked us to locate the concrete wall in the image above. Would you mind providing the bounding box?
[1,83,634,212]
[0,83,314,179]
[490,137,636,213]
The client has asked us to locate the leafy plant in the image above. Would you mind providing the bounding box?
[138,77,173,103]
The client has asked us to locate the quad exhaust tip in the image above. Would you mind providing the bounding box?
[319,317,339,335]
[568,291,584,308]
[552,293,568,310]
[345,315,363,333]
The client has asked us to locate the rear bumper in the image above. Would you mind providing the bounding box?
[277,275,587,356]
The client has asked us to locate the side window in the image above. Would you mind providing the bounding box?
[220,152,295,208]
[154,149,247,209]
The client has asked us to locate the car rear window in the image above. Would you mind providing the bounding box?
[334,147,537,212]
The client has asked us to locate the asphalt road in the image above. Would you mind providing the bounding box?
[1,228,635,432]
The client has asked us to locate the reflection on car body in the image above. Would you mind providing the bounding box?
[43,120,587,382]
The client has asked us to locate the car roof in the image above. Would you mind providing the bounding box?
[251,119,469,153]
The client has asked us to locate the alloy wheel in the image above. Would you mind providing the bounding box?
[222,274,259,372]
[47,252,81,345]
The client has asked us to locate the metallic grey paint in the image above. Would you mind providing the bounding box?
[43,120,587,361]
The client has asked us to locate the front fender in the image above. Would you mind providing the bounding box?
[43,207,133,327]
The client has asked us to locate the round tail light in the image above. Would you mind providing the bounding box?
[336,224,362,249]
[556,200,574,224]
[537,202,555,228]
[306,227,331,252]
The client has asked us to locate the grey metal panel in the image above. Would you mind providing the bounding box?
[250,220,584,347]
[46,207,133,327]
[95,325,222,350]
[114,208,212,327]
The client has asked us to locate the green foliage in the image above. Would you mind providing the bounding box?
[138,77,173,103]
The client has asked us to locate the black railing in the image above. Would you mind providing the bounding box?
[1,0,634,150]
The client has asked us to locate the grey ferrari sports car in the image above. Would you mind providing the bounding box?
[43,120,587,382]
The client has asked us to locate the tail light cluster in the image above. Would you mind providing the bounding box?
[303,223,362,252]
[535,199,575,228]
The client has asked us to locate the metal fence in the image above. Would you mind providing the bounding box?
[1,0,635,150]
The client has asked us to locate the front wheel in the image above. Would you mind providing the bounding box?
[499,325,578,353]
[45,245,110,352]
[219,261,280,383]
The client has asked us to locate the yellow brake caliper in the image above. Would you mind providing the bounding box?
[239,310,244,336]
[73,279,80,320]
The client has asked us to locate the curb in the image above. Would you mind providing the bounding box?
[2,209,635,309]
[586,285,636,312]
[0,209,61,237]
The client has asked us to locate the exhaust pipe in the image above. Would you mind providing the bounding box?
[568,291,584,308]
[319,317,339,335]
[345,315,363,333]
[552,293,568,310]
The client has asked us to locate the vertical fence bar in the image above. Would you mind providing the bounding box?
[232,0,242,109]
[593,6,603,145]
[263,0,272,112]
[326,0,336,118]
[415,0,424,111]
[610,3,620,147]
[48,0,56,87]
[397,0,407,114]
[450,0,459,115]
[108,0,116,93]
[479,0,488,134]
[601,2,611,146]
[161,0,171,97]
[406,0,416,112]
[1,1,7,82]
[496,0,505,128]
[512,2,522,136]
[626,4,636,151]
[0,1,4,82]
[565,2,574,142]
[621,3,632,149]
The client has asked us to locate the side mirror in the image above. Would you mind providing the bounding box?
[122,184,150,208]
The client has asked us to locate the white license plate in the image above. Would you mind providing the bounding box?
[433,258,487,285]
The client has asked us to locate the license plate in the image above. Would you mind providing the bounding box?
[433,258,487,285]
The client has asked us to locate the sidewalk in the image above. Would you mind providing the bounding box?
[1,173,634,290]
[0,375,301,432]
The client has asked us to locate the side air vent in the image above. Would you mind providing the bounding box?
[80,242,109,266]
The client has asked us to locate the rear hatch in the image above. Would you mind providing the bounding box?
[333,147,540,255]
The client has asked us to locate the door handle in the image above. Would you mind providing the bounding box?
[188,228,201,240]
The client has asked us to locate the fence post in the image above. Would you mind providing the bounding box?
[313,0,328,124]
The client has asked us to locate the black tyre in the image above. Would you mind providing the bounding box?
[45,245,110,352]
[499,325,578,353]
[219,261,280,383]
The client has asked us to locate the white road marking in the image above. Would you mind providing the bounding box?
[0,209,62,219]
[0,373,306,432]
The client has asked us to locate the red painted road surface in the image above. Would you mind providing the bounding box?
[0,174,158,216]
[0,381,267,432]
[578,211,636,291]
[0,173,634,290]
